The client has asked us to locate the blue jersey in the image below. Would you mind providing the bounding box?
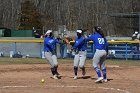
[73,36,86,51]
[44,37,61,52]
[86,33,108,51]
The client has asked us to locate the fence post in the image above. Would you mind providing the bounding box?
[14,42,17,54]
[125,43,128,60]
[40,42,42,58]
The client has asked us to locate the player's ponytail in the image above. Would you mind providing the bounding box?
[98,30,105,38]
[94,26,105,38]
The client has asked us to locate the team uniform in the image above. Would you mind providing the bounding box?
[44,30,61,79]
[86,31,108,83]
[72,30,87,80]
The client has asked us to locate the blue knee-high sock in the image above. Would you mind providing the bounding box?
[94,67,101,78]
[102,68,107,79]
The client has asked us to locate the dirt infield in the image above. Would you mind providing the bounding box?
[0,63,140,93]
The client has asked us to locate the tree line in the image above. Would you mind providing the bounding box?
[0,0,139,36]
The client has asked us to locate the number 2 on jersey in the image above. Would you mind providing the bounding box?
[98,38,105,44]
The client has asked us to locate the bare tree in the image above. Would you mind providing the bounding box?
[0,0,139,36]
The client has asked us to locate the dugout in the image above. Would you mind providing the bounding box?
[67,40,140,60]
[86,40,140,60]
[11,30,34,37]
[108,40,140,60]
[0,28,11,37]
[0,29,34,37]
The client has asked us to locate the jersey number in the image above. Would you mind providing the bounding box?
[98,38,105,44]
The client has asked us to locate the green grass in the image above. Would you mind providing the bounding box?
[87,59,140,66]
[0,57,140,66]
[106,59,140,66]
[0,57,46,64]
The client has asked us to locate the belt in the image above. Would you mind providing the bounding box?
[46,50,51,52]
[79,50,86,51]
[96,49,105,50]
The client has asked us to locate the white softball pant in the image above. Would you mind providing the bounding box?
[92,49,107,69]
[74,51,87,68]
[45,52,58,68]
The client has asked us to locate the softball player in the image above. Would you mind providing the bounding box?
[44,30,61,79]
[86,26,108,83]
[71,29,87,80]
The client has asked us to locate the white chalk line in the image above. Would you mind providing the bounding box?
[0,85,130,93]
[46,85,130,93]
[1,86,28,88]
